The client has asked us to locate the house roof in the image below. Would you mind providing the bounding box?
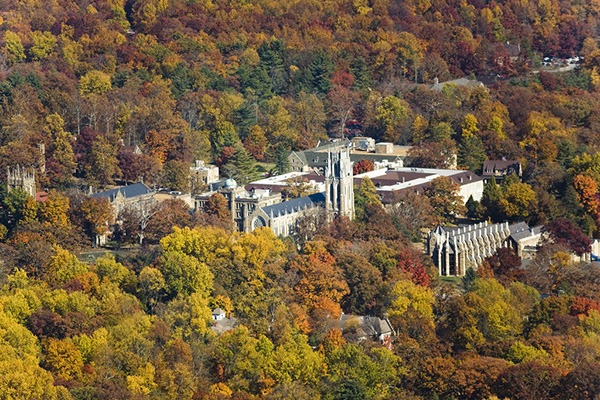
[509,222,543,242]
[355,168,482,203]
[212,308,225,315]
[261,192,325,218]
[483,159,521,172]
[335,314,394,339]
[91,182,152,201]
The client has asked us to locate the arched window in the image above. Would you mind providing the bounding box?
[251,215,267,231]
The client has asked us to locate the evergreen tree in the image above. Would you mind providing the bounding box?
[351,57,372,90]
[258,39,287,95]
[556,139,576,168]
[458,135,486,173]
[169,62,191,99]
[481,177,502,222]
[238,64,273,100]
[462,267,478,292]
[222,145,260,184]
[466,195,484,220]
[274,143,290,175]
[310,52,333,94]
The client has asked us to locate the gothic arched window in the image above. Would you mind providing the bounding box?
[251,215,267,231]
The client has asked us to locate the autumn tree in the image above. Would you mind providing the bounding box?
[408,139,457,169]
[542,217,592,255]
[77,197,114,246]
[353,159,374,175]
[160,250,213,298]
[291,243,349,318]
[451,356,509,399]
[204,193,231,221]
[337,251,383,315]
[44,113,76,186]
[485,247,523,283]
[573,174,600,216]
[326,85,359,139]
[424,176,467,223]
[144,199,192,244]
[354,177,380,223]
[388,191,439,241]
[494,362,561,400]
[161,159,190,192]
[243,125,267,161]
[498,177,537,222]
[85,135,121,187]
[374,96,410,143]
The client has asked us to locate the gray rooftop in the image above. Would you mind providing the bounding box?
[91,182,152,201]
[211,317,238,335]
[509,222,543,242]
[262,192,325,218]
[336,314,394,339]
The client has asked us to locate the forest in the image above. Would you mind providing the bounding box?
[2,0,600,398]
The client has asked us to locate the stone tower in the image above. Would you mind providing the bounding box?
[325,145,355,219]
[7,166,36,196]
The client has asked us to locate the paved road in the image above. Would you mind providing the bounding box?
[532,64,577,74]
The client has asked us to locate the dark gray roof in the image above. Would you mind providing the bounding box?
[336,314,394,338]
[91,182,151,201]
[289,151,308,165]
[509,222,543,242]
[291,148,404,169]
[482,159,521,176]
[262,192,325,218]
[288,140,351,167]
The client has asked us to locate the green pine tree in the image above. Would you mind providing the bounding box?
[274,143,290,175]
[481,176,502,222]
[222,145,260,185]
[458,135,487,173]
[466,195,484,220]
[310,52,333,94]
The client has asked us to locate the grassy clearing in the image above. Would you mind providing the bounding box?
[438,275,464,291]
[78,248,140,264]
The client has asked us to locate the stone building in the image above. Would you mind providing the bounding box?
[289,140,405,173]
[91,182,156,219]
[190,160,219,186]
[195,146,356,235]
[325,146,355,219]
[427,221,544,276]
[194,180,282,233]
[482,159,522,181]
[7,166,36,196]
[254,192,325,236]
[428,222,512,276]
[355,167,484,204]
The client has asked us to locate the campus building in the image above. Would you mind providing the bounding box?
[195,146,355,235]
[91,182,156,219]
[355,167,484,204]
[427,221,544,276]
